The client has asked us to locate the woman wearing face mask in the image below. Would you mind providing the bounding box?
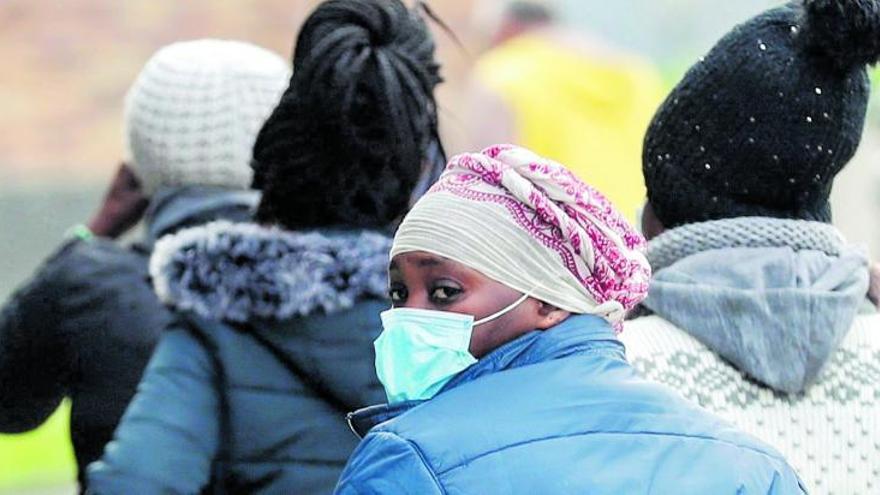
[335,145,805,494]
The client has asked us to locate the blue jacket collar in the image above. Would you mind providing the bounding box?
[348,315,620,438]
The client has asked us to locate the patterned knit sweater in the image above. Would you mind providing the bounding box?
[622,314,880,495]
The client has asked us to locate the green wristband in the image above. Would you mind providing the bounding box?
[65,224,94,242]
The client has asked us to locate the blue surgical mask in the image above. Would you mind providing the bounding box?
[374,293,530,404]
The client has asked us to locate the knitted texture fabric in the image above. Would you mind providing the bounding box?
[622,314,880,495]
[647,216,845,272]
[644,0,880,228]
[124,40,291,194]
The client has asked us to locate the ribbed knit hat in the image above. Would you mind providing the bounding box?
[643,0,880,228]
[124,39,291,195]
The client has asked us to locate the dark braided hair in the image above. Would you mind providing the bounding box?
[252,0,443,230]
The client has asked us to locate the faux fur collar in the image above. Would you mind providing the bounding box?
[150,221,391,323]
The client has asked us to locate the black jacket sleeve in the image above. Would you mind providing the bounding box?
[0,243,73,432]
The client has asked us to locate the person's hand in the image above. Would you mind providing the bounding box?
[87,163,149,239]
[868,262,880,309]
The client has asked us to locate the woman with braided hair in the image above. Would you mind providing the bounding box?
[87,1,445,493]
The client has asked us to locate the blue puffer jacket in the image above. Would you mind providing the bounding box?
[87,222,391,494]
[337,315,806,494]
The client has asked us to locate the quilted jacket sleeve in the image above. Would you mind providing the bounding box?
[86,328,219,495]
[334,431,444,495]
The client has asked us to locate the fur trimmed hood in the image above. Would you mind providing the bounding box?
[150,221,391,323]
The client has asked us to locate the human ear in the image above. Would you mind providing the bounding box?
[641,201,666,241]
[534,301,570,330]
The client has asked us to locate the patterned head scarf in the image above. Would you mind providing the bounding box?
[391,145,651,328]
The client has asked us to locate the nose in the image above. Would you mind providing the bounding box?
[400,289,433,311]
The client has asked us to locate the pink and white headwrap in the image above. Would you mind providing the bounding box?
[391,145,651,328]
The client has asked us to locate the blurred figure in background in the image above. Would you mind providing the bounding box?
[0,39,289,492]
[622,1,880,492]
[465,0,664,218]
[87,0,444,492]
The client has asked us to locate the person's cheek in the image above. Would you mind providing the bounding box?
[467,324,493,359]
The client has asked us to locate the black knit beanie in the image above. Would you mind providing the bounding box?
[644,0,880,228]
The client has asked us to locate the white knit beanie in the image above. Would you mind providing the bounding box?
[124,39,291,194]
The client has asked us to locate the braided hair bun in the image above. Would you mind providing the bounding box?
[253,0,443,229]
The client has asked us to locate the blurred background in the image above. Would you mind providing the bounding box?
[1,1,878,493]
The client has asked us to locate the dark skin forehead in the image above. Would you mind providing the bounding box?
[389,253,486,285]
[388,252,516,304]
[389,251,550,358]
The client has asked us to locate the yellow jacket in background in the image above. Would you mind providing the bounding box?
[473,34,664,220]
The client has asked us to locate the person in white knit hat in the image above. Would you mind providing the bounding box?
[124,39,289,195]
[0,39,288,492]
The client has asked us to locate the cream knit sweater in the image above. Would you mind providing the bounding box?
[622,314,880,495]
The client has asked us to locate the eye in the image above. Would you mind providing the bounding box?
[388,284,408,305]
[430,284,462,304]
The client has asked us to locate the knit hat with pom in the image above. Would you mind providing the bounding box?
[124,39,291,195]
[643,0,880,228]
